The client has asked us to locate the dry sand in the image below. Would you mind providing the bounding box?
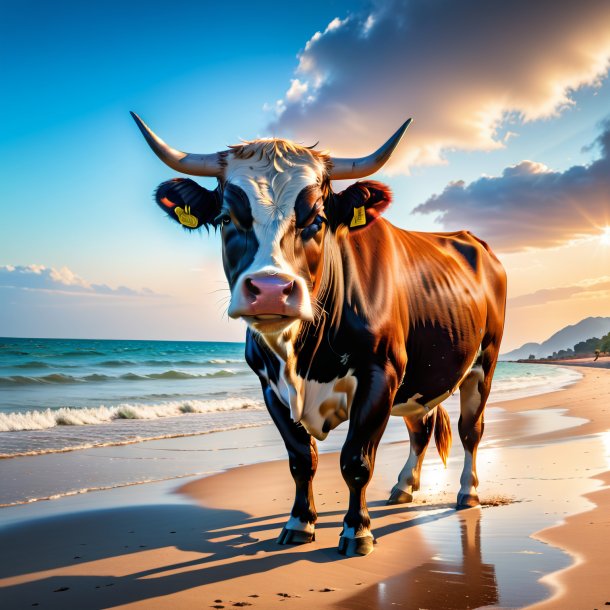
[0,361,608,609]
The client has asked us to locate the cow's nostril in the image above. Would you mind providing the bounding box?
[282,281,294,296]
[245,278,261,296]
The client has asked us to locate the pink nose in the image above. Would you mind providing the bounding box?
[244,276,295,306]
[228,273,309,320]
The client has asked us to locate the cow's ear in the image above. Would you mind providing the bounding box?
[155,178,221,231]
[331,180,392,231]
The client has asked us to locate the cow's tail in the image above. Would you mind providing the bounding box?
[434,405,452,467]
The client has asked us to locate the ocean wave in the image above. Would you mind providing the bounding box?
[13,360,53,369]
[0,472,213,506]
[0,397,265,432]
[99,359,136,367]
[0,368,245,386]
[495,368,580,391]
[95,358,246,367]
[0,373,81,385]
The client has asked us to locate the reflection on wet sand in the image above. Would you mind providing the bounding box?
[335,508,497,610]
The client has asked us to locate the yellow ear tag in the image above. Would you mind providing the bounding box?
[175,205,199,228]
[350,205,367,228]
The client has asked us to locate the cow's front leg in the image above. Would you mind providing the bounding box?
[262,386,318,544]
[339,365,395,556]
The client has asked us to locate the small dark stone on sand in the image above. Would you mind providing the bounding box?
[32,604,39,607]
[106,583,114,587]
[211,606,224,609]
[95,586,101,589]
[233,603,252,607]
[53,587,69,592]
[319,588,335,592]
[73,556,81,559]
[139,545,147,548]
[248,594,259,598]
[170,531,176,534]
[214,600,222,603]
[277,593,291,597]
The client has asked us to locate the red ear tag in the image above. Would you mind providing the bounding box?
[160,197,176,209]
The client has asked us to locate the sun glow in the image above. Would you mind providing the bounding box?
[600,227,610,246]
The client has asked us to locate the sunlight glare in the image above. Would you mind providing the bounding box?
[600,226,610,246]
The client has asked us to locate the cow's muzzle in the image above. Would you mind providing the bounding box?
[228,272,313,327]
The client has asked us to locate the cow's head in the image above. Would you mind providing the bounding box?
[131,112,411,336]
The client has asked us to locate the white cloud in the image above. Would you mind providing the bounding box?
[509,276,610,308]
[269,0,610,171]
[413,121,610,251]
[285,78,308,103]
[0,264,159,298]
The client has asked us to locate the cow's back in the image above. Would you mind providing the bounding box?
[346,221,506,407]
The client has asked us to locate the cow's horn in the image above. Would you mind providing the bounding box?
[130,112,223,177]
[329,118,412,180]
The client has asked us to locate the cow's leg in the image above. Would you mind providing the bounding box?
[388,409,435,504]
[339,366,395,556]
[457,342,500,509]
[263,386,318,544]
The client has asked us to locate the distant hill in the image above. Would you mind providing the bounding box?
[501,316,610,360]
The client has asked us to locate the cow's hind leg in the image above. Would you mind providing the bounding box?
[263,387,318,544]
[388,410,435,504]
[457,342,500,509]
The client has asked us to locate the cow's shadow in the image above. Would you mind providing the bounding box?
[0,497,462,609]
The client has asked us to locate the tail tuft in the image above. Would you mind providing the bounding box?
[434,404,452,467]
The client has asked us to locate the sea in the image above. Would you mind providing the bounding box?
[0,337,582,460]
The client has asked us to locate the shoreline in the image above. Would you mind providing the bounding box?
[0,361,608,609]
[0,362,581,509]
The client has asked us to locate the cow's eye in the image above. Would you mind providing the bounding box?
[214,213,231,226]
[301,214,325,240]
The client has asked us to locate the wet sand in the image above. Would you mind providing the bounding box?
[0,362,608,609]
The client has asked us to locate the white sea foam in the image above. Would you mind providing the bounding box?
[0,397,264,432]
[490,365,582,401]
[0,420,271,460]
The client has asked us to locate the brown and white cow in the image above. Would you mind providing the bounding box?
[132,112,507,556]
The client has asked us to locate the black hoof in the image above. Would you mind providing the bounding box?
[387,487,413,505]
[277,527,315,545]
[338,535,375,557]
[456,493,480,509]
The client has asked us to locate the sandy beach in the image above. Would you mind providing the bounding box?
[1,361,609,609]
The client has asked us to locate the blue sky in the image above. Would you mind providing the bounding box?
[2,0,610,350]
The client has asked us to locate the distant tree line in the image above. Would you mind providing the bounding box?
[544,331,610,359]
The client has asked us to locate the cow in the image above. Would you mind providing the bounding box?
[131,112,507,556]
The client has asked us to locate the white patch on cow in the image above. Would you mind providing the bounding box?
[268,353,303,422]
[391,392,424,417]
[459,364,484,417]
[341,525,372,539]
[295,371,357,441]
[266,347,357,441]
[459,451,477,497]
[285,515,315,533]
[395,445,420,495]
